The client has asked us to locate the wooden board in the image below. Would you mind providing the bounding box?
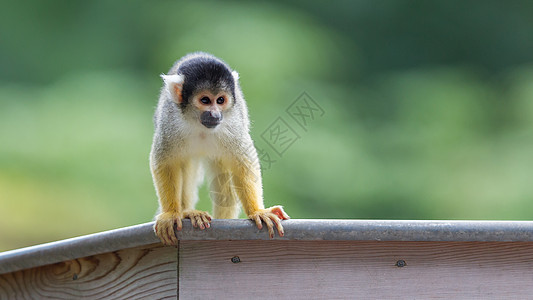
[0,244,177,299]
[179,240,533,299]
[3,232,533,299]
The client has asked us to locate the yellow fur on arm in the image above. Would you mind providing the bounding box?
[152,162,182,214]
[230,158,264,215]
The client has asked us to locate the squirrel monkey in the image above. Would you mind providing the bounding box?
[150,52,290,245]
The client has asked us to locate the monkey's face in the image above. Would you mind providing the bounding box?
[191,90,232,129]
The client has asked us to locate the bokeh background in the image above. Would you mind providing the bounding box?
[1,0,533,251]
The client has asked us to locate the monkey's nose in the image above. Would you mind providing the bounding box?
[201,111,222,128]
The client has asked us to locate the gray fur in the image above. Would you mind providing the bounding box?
[151,52,253,165]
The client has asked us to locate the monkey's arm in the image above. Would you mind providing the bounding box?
[231,157,290,238]
[180,160,212,230]
[152,162,183,245]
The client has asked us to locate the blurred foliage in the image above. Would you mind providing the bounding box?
[1,0,533,251]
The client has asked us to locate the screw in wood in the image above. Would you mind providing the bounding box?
[395,260,406,267]
[231,256,241,263]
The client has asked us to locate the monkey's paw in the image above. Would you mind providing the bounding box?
[249,206,290,238]
[154,211,182,246]
[183,210,212,230]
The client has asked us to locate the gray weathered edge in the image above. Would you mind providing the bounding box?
[2,219,533,274]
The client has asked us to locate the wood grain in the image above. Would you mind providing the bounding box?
[179,240,533,299]
[3,238,533,299]
[0,244,177,299]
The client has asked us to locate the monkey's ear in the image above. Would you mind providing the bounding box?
[161,74,185,103]
[232,71,239,82]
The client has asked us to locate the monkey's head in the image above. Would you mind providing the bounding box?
[161,54,239,129]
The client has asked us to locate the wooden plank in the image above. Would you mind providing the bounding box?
[0,222,160,275]
[179,240,533,299]
[0,244,177,299]
[3,220,533,275]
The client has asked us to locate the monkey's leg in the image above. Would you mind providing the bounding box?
[209,160,240,219]
[231,156,290,238]
[181,159,212,229]
[152,162,183,245]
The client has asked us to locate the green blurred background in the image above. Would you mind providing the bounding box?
[1,0,533,251]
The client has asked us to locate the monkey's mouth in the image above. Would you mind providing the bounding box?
[200,111,222,128]
[201,120,220,128]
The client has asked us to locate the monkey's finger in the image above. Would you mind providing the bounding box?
[253,215,263,229]
[200,214,211,228]
[279,210,290,220]
[168,219,178,244]
[172,222,179,244]
[166,224,176,245]
[195,215,205,229]
[161,231,170,245]
[261,216,275,239]
[156,222,167,244]
[190,216,198,228]
[154,224,162,241]
[271,206,290,220]
[270,215,284,237]
[176,218,183,231]
[170,232,178,245]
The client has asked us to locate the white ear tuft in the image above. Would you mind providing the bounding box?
[232,71,239,81]
[161,74,185,103]
[161,74,184,85]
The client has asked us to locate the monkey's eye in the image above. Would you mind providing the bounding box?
[200,97,211,104]
[216,97,225,104]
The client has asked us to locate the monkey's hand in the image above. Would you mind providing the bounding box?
[183,209,212,230]
[249,206,290,238]
[154,211,182,245]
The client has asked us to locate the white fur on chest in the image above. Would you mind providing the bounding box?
[185,130,222,158]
